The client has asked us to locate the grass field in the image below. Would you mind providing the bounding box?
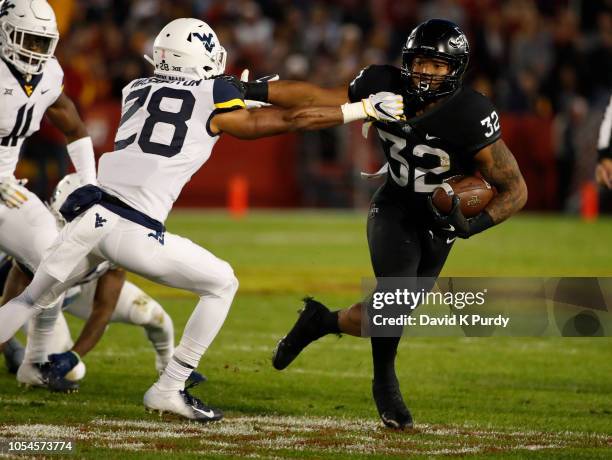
[1,211,611,459]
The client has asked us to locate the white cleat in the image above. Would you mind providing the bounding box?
[143,383,223,422]
[16,362,79,393]
[16,362,46,387]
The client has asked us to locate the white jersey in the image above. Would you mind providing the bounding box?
[0,57,64,180]
[97,76,246,222]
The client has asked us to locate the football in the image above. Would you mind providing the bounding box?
[432,175,496,217]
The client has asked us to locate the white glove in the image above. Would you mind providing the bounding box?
[0,177,28,209]
[240,69,280,109]
[362,92,405,122]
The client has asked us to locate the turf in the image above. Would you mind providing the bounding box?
[1,211,611,459]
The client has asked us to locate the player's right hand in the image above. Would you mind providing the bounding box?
[362,92,405,122]
[595,158,612,189]
[0,177,28,209]
[428,195,471,239]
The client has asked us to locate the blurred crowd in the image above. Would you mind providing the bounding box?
[26,0,612,210]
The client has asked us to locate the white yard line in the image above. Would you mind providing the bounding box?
[1,416,609,457]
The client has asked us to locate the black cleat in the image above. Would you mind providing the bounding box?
[40,363,80,393]
[186,370,207,387]
[3,337,25,374]
[272,297,332,370]
[372,380,414,430]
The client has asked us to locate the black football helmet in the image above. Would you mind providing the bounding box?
[401,19,469,103]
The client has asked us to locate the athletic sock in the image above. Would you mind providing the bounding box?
[157,291,234,392]
[321,310,341,335]
[24,301,61,363]
[157,357,193,392]
[144,310,174,373]
[371,337,401,385]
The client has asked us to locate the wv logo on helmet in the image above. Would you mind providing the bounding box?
[187,32,215,53]
[0,1,15,18]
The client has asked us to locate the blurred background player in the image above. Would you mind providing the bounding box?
[0,17,403,421]
[596,93,612,191]
[0,0,96,391]
[239,19,527,429]
[1,173,179,385]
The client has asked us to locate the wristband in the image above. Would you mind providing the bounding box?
[340,102,368,124]
[67,137,97,185]
[244,81,269,102]
[467,211,494,236]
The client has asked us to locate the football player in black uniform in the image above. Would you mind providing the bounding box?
[239,19,528,429]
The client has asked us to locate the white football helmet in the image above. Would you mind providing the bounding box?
[0,0,59,76]
[144,18,226,80]
[48,173,82,226]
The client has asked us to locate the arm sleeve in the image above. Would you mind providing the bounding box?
[212,78,246,112]
[597,94,612,160]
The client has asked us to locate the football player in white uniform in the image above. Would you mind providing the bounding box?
[1,173,180,384]
[0,0,97,391]
[0,17,404,421]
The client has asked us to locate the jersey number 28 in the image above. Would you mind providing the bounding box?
[115,86,195,157]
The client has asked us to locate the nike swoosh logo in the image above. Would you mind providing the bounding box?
[446,237,457,244]
[425,134,438,140]
[192,406,215,418]
[374,102,395,120]
[41,89,50,94]
[442,224,455,232]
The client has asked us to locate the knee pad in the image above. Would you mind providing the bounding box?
[128,293,166,327]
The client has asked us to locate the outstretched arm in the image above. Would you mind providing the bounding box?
[474,139,528,223]
[45,93,97,184]
[211,105,345,139]
[267,81,348,108]
[211,92,404,139]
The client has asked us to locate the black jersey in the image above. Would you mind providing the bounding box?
[349,65,501,212]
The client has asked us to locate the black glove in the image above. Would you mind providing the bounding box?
[213,73,278,102]
[48,350,80,378]
[212,74,246,99]
[428,195,495,240]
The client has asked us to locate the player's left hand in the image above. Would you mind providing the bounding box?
[0,178,28,209]
[428,195,470,239]
[240,69,279,108]
[595,158,612,189]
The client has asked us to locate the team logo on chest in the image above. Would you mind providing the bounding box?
[3,88,12,95]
